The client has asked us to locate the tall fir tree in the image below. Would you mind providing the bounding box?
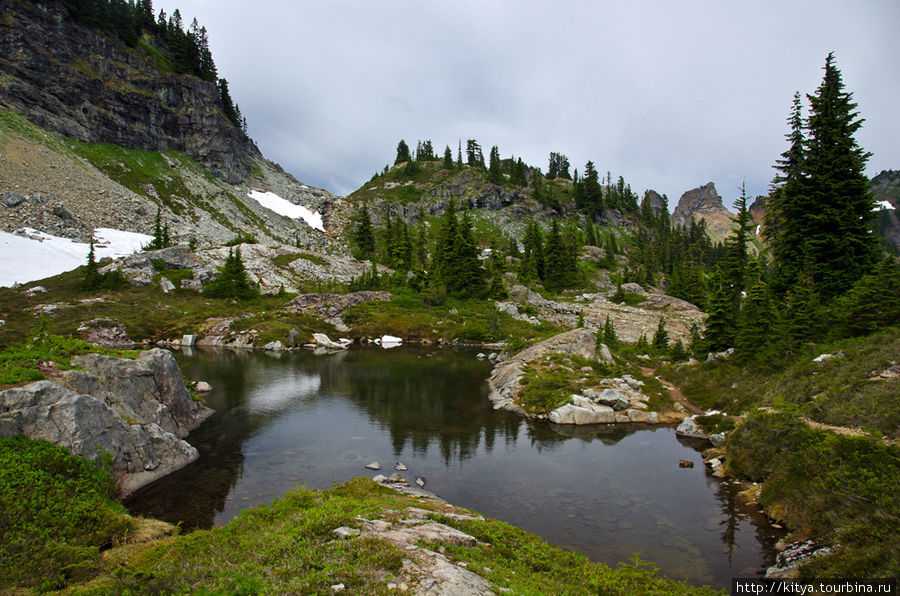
[766,53,876,298]
[352,202,375,259]
[394,139,411,165]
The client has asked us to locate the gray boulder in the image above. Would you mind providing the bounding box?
[594,388,630,411]
[67,348,213,438]
[549,403,616,425]
[676,416,709,440]
[0,380,199,496]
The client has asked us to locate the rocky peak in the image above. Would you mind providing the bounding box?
[671,182,735,241]
[0,0,257,183]
[643,190,668,218]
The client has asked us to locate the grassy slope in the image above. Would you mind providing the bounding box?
[59,477,720,595]
[661,327,900,577]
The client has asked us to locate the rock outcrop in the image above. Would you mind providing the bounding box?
[487,328,597,416]
[0,349,213,495]
[672,182,735,242]
[498,284,704,345]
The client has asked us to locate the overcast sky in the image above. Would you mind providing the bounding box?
[158,0,899,209]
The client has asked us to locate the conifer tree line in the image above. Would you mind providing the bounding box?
[59,0,246,133]
[378,137,642,223]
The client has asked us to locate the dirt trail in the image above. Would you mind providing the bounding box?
[639,366,705,415]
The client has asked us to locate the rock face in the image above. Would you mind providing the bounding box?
[0,1,257,183]
[643,190,668,219]
[0,349,213,495]
[671,182,735,242]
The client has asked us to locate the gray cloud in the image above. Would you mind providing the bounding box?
[159,0,900,206]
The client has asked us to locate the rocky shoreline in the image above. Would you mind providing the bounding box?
[0,348,212,496]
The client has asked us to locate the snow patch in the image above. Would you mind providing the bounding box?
[0,227,152,287]
[755,224,761,235]
[875,200,895,211]
[247,190,324,231]
[376,335,403,349]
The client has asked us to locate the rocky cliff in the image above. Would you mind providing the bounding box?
[671,182,735,242]
[0,0,255,183]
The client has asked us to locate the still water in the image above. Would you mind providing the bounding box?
[126,345,781,588]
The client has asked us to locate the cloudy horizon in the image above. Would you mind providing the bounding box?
[157,0,900,209]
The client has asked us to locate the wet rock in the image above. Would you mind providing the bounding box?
[181,334,197,347]
[312,333,346,350]
[195,381,212,393]
[365,461,381,470]
[679,459,694,468]
[765,539,832,579]
[549,403,616,425]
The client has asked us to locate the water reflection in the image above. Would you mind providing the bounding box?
[126,345,782,588]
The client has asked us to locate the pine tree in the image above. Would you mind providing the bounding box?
[652,317,669,352]
[204,247,257,300]
[767,53,877,298]
[519,220,543,284]
[81,235,100,290]
[488,145,503,184]
[542,220,568,292]
[603,314,618,348]
[395,140,411,165]
[352,202,376,259]
[836,256,900,337]
[443,145,453,169]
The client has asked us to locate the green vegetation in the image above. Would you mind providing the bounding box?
[662,327,900,439]
[343,289,558,344]
[518,353,630,414]
[81,237,128,291]
[5,475,718,594]
[725,411,899,577]
[0,436,132,591]
[0,330,129,387]
[202,247,258,301]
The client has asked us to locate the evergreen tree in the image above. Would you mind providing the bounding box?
[652,317,669,352]
[204,247,257,300]
[80,236,100,290]
[583,217,597,247]
[443,145,453,169]
[735,274,776,361]
[704,265,737,351]
[488,145,503,184]
[836,256,900,337]
[456,140,463,169]
[217,78,240,129]
[465,140,484,167]
[603,314,618,349]
[546,152,571,179]
[519,220,544,284]
[352,202,376,259]
[670,339,688,362]
[767,53,877,298]
[395,140,411,165]
[542,220,568,292]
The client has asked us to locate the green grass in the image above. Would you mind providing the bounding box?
[725,411,900,577]
[661,327,900,438]
[0,108,80,158]
[0,436,133,592]
[0,331,131,387]
[342,290,560,344]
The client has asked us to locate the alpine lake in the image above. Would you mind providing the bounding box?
[125,345,784,589]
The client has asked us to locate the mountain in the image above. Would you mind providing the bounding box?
[0,0,336,250]
[670,182,735,242]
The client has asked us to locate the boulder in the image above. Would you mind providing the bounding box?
[549,403,616,425]
[159,277,175,293]
[0,379,202,496]
[597,342,614,363]
[181,334,198,347]
[264,340,284,352]
[312,333,346,350]
[594,388,630,411]
[195,381,213,393]
[675,416,708,440]
[66,348,213,439]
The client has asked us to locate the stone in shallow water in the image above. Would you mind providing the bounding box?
[364,461,381,470]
